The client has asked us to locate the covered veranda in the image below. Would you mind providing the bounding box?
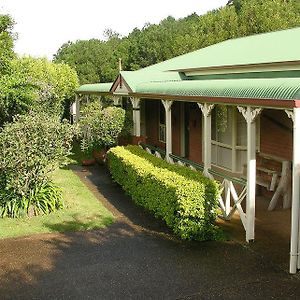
[74,27,300,273]
[75,79,300,273]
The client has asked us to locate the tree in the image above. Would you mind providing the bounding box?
[0,14,15,75]
[54,0,300,83]
[54,33,128,84]
[237,0,300,35]
[0,57,79,125]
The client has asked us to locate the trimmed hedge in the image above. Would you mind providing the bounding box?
[107,145,221,241]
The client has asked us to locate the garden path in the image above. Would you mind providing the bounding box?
[0,164,299,299]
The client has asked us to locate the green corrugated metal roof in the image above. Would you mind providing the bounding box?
[137,27,300,73]
[120,70,181,92]
[135,78,300,100]
[76,83,112,94]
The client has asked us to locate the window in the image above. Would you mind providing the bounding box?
[211,107,234,170]
[159,103,166,143]
[211,106,260,173]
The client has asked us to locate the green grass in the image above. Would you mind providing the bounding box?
[0,167,114,239]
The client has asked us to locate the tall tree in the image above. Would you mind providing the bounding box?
[54,32,128,84]
[54,0,300,84]
[237,0,300,35]
[0,14,15,74]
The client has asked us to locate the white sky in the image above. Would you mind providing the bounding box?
[1,0,228,60]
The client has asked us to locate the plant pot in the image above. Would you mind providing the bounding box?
[92,149,106,164]
[81,159,96,166]
[131,135,146,145]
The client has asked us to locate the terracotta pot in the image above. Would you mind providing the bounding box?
[131,135,146,145]
[81,159,96,166]
[92,149,106,164]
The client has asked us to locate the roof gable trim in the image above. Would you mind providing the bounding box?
[110,74,133,94]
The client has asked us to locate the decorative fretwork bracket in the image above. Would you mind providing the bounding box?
[162,100,173,112]
[237,106,262,123]
[198,103,215,117]
[130,97,141,109]
[285,109,294,122]
[113,96,122,107]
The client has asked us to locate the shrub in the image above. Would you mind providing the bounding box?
[107,145,221,241]
[0,112,75,217]
[80,101,125,152]
[0,182,63,218]
[0,57,79,126]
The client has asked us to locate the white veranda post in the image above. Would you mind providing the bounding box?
[289,108,300,274]
[75,94,80,122]
[198,103,214,178]
[130,97,141,137]
[162,100,173,161]
[238,106,262,242]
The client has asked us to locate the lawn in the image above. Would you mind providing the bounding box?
[0,165,114,239]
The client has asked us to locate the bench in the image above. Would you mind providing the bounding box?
[243,152,291,210]
[242,165,278,191]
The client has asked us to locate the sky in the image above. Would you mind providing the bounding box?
[1,0,229,60]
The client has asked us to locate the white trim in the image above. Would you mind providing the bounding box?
[238,106,262,242]
[232,108,238,173]
[113,96,122,107]
[182,61,300,77]
[162,100,173,159]
[285,109,294,122]
[75,94,80,123]
[211,140,232,150]
[290,108,300,273]
[130,97,141,136]
[199,103,214,175]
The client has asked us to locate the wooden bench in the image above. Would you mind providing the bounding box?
[243,152,291,210]
[242,164,279,191]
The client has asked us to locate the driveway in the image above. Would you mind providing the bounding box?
[0,164,299,299]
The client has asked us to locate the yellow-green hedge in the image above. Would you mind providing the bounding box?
[107,145,221,241]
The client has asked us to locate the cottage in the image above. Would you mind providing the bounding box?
[75,27,300,273]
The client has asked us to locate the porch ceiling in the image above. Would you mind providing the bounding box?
[134,77,300,102]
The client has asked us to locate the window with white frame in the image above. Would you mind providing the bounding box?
[211,106,260,173]
[159,102,166,143]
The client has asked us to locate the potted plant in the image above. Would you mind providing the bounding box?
[79,101,126,164]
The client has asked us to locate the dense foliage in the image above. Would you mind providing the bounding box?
[107,145,220,241]
[0,14,15,74]
[0,113,75,217]
[0,57,79,126]
[80,101,126,152]
[54,0,300,84]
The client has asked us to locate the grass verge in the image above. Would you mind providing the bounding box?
[0,166,114,239]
